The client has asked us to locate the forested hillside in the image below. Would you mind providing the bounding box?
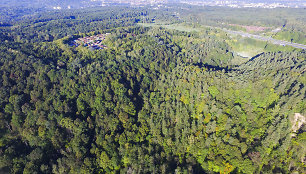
[0,5,305,174]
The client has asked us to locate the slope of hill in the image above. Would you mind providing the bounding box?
[0,5,305,174]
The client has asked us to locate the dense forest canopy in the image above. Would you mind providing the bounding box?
[0,5,305,174]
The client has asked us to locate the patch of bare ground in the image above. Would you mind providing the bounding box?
[291,113,306,136]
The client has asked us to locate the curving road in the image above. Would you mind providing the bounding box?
[223,29,306,50]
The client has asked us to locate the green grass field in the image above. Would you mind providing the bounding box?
[138,23,202,32]
[226,37,266,58]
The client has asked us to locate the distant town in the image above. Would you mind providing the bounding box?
[49,0,306,10]
[90,0,306,9]
[2,0,305,9]
[94,1,306,8]
[70,33,110,50]
[180,0,306,8]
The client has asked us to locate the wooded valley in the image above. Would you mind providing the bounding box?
[0,5,305,174]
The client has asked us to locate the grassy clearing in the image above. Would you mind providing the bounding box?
[138,23,202,32]
[227,34,296,54]
[226,36,266,59]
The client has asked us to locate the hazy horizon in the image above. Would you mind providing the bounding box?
[0,0,305,8]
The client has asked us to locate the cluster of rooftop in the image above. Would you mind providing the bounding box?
[70,33,110,50]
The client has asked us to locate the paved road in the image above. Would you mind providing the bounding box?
[223,29,306,50]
